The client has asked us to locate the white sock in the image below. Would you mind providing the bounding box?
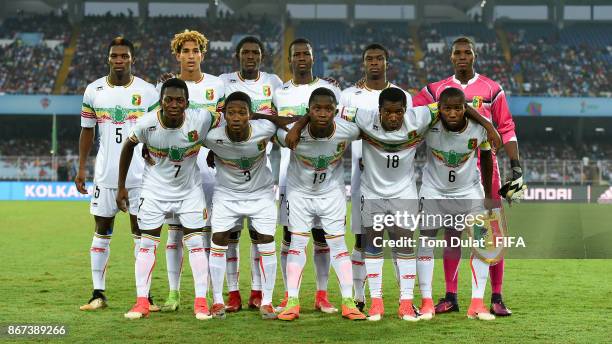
[365,255,384,299]
[132,235,140,260]
[396,253,416,300]
[184,232,208,298]
[136,235,159,298]
[209,243,228,305]
[257,242,277,306]
[90,235,111,291]
[313,241,330,292]
[280,239,290,291]
[417,238,435,299]
[250,243,262,291]
[326,235,353,298]
[391,250,400,284]
[351,249,366,302]
[166,227,183,292]
[470,255,490,299]
[226,240,240,292]
[286,233,309,298]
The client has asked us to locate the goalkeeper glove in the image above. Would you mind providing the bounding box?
[499,160,527,203]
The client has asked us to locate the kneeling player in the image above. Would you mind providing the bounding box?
[276,88,366,321]
[417,87,498,320]
[118,79,217,320]
[205,92,296,319]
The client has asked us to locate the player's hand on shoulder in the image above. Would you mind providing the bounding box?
[74,169,88,194]
[322,76,340,88]
[116,187,129,213]
[285,127,302,150]
[355,77,366,89]
[206,150,216,168]
[158,72,176,84]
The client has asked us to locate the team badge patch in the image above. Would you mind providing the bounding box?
[468,207,508,264]
[472,96,483,109]
[263,85,271,97]
[131,94,142,106]
[468,138,478,150]
[205,89,215,101]
[188,130,199,142]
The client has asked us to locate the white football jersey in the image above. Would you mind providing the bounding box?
[81,76,159,188]
[340,104,438,199]
[129,109,221,201]
[205,120,276,201]
[339,83,412,110]
[421,118,490,194]
[219,71,283,114]
[275,118,359,197]
[272,78,342,117]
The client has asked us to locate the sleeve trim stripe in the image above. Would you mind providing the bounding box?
[491,88,503,104]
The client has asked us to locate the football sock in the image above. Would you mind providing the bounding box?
[313,241,330,292]
[209,243,228,305]
[132,235,140,260]
[257,242,277,306]
[417,237,435,299]
[136,235,159,298]
[286,233,309,298]
[226,240,240,292]
[443,230,462,294]
[391,249,400,284]
[326,235,353,298]
[280,239,290,291]
[90,234,111,291]
[351,248,366,302]
[470,255,489,299]
[166,226,183,292]
[250,243,262,291]
[490,258,504,294]
[184,232,209,298]
[365,254,384,299]
[396,252,416,300]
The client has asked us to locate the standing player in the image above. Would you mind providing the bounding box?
[340,44,412,311]
[275,88,365,321]
[76,37,159,311]
[118,78,217,320]
[412,36,525,315]
[158,30,226,312]
[273,38,342,312]
[218,36,283,311]
[205,92,297,319]
[418,87,497,320]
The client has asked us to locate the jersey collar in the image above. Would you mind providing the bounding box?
[452,73,479,88]
[291,77,319,87]
[238,71,261,83]
[307,121,336,140]
[364,81,391,92]
[105,75,134,88]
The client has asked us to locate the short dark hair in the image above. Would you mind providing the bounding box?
[308,87,337,106]
[362,43,389,61]
[288,37,312,57]
[379,87,407,108]
[160,78,189,102]
[108,36,134,56]
[235,36,265,59]
[224,91,252,112]
[439,87,466,104]
[451,36,476,51]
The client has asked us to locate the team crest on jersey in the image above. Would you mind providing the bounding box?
[263,85,271,97]
[408,130,418,140]
[131,94,142,106]
[468,138,478,150]
[472,96,483,109]
[169,146,187,162]
[111,106,127,123]
[257,139,267,152]
[205,89,215,101]
[188,130,199,142]
[314,155,333,170]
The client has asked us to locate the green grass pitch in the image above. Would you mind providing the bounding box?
[1,201,611,343]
